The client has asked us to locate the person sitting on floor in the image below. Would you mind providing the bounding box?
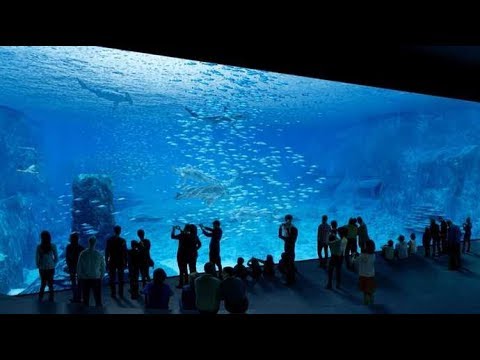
[220,267,249,314]
[247,257,263,281]
[395,235,409,259]
[408,233,417,255]
[195,262,222,314]
[143,268,173,310]
[255,255,275,278]
[382,240,395,261]
[180,272,200,312]
[278,252,295,286]
[234,257,248,280]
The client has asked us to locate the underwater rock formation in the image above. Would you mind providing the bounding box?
[0,105,43,196]
[0,106,51,294]
[0,195,43,293]
[71,174,115,249]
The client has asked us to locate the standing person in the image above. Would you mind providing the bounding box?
[200,220,223,276]
[345,218,358,271]
[317,215,331,268]
[105,225,128,298]
[330,220,339,238]
[77,236,106,307]
[357,217,369,253]
[66,232,84,303]
[462,217,472,254]
[440,219,449,255]
[358,239,376,305]
[36,230,58,302]
[278,214,298,262]
[326,231,347,289]
[128,240,142,300]
[422,226,432,257]
[188,224,202,274]
[171,224,202,288]
[137,229,153,287]
[430,219,441,257]
[447,220,462,270]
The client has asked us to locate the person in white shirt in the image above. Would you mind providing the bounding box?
[358,239,376,305]
[77,236,106,307]
[395,235,409,259]
[408,233,417,255]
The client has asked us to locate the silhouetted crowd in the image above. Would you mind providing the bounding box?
[34,214,472,311]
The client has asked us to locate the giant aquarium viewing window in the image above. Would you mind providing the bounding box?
[0,46,478,295]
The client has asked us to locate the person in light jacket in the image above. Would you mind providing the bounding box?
[78,236,106,307]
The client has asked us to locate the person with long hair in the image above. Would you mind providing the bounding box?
[35,230,58,302]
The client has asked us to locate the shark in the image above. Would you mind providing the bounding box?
[77,78,133,109]
[185,106,244,123]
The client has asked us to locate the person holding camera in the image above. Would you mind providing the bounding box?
[171,224,202,288]
[137,229,153,287]
[199,220,223,277]
[278,214,298,262]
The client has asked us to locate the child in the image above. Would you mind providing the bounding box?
[143,268,173,310]
[278,252,295,285]
[256,255,275,278]
[247,257,263,281]
[234,257,248,280]
[408,233,417,255]
[358,239,376,305]
[382,240,395,261]
[395,235,409,259]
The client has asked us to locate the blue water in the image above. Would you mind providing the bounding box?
[0,46,479,293]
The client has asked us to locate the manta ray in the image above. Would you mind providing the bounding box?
[77,78,133,109]
[173,165,221,185]
[185,106,244,123]
[175,184,228,206]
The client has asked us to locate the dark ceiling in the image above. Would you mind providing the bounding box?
[103,44,480,104]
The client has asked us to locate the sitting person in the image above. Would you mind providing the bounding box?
[408,233,417,255]
[278,252,295,285]
[180,272,200,312]
[195,262,222,314]
[382,240,395,261]
[395,235,409,259]
[234,257,248,280]
[142,268,174,310]
[247,257,263,281]
[220,267,249,314]
[256,255,275,278]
